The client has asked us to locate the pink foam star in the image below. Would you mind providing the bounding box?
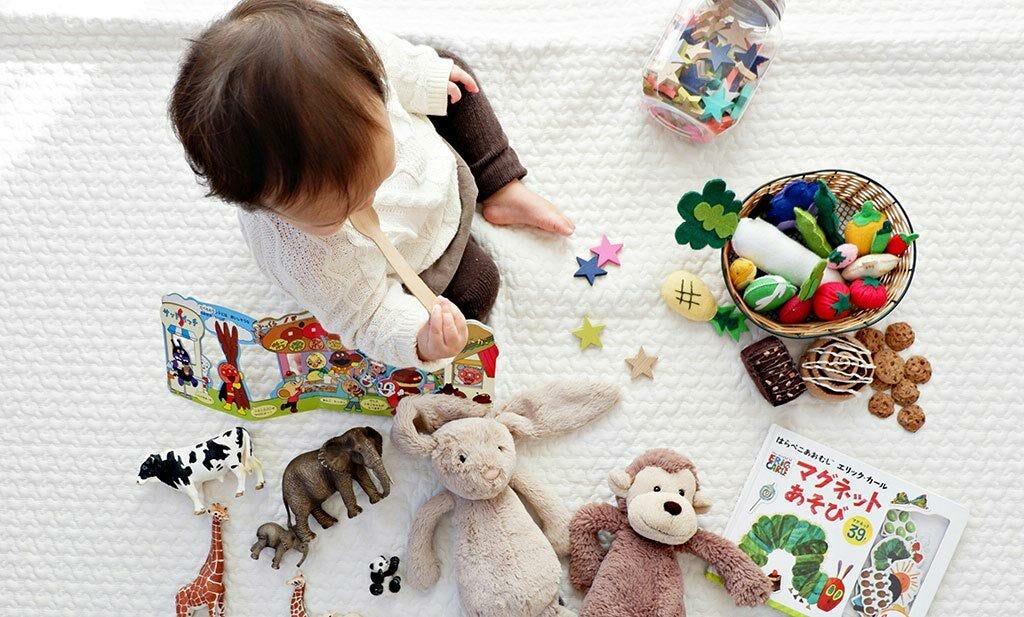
[590,235,623,267]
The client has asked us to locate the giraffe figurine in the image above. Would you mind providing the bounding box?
[176,503,229,617]
[286,573,362,617]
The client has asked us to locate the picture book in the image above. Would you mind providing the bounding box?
[160,293,498,420]
[708,425,967,617]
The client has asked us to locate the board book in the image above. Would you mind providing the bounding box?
[160,293,498,420]
[708,425,967,617]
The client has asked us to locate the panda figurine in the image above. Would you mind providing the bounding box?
[369,555,401,595]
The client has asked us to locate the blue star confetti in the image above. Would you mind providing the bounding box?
[708,40,733,71]
[679,64,708,95]
[574,255,607,285]
[735,43,768,75]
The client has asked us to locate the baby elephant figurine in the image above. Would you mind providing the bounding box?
[391,382,621,617]
[251,522,309,569]
[283,426,391,542]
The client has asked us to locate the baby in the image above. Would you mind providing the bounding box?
[170,0,573,369]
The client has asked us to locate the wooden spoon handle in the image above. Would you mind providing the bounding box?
[349,209,439,311]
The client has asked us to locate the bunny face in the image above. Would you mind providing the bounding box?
[431,418,517,500]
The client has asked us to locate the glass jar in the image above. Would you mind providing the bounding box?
[641,0,784,143]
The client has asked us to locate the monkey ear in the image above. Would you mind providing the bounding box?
[693,490,712,514]
[607,469,632,497]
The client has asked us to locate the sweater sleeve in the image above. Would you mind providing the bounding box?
[239,212,452,371]
[366,29,453,117]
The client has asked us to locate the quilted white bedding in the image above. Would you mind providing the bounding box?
[2,1,1021,615]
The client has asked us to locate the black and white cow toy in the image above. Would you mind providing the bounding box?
[136,426,265,514]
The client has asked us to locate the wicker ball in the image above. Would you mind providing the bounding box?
[721,170,916,339]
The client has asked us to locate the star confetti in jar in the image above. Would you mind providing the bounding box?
[642,0,783,143]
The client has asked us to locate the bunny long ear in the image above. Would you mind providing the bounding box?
[495,382,621,440]
[390,394,488,457]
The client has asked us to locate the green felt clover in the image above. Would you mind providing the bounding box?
[710,304,749,342]
[675,179,742,250]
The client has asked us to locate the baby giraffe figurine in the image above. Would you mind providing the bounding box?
[286,573,361,617]
[391,382,621,617]
[569,449,772,617]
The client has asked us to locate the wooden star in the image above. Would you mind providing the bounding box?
[573,316,605,350]
[625,347,658,380]
[719,20,754,47]
[653,58,684,86]
[680,41,709,63]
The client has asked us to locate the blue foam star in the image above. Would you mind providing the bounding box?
[681,26,698,44]
[700,87,733,123]
[708,40,733,71]
[735,43,768,75]
[574,255,607,286]
[679,64,708,95]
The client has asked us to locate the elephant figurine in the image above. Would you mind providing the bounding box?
[283,426,391,542]
[250,522,310,569]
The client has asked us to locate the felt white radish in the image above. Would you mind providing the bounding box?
[731,218,843,287]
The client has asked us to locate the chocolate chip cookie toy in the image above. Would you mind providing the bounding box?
[854,327,886,354]
[868,392,895,418]
[898,404,926,432]
[904,356,932,384]
[872,348,905,386]
[884,322,915,351]
[891,380,920,405]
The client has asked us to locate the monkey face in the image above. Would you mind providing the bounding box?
[623,466,700,545]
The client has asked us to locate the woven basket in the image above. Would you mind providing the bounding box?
[721,170,916,339]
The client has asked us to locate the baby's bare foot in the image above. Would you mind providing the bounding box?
[482,180,574,237]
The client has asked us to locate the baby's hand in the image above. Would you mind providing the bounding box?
[447,66,478,104]
[416,298,468,362]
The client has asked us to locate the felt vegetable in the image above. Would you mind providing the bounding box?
[729,258,757,291]
[661,270,717,321]
[813,181,845,247]
[778,296,812,324]
[849,277,888,310]
[841,253,899,281]
[886,233,919,257]
[813,282,853,321]
[869,220,893,254]
[844,201,887,255]
[731,218,843,287]
[798,259,826,301]
[794,208,832,257]
[743,275,797,312]
[766,180,818,226]
[827,244,858,270]
[675,179,742,250]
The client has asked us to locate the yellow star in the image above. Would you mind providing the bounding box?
[625,347,658,380]
[572,316,605,350]
[680,41,709,63]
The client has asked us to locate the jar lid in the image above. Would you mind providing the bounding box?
[733,0,784,24]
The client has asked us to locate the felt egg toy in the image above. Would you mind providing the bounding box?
[743,275,797,313]
[841,253,900,281]
[813,281,853,320]
[766,180,818,226]
[794,208,832,257]
[778,296,812,324]
[729,258,757,290]
[827,244,858,270]
[850,277,888,310]
[886,233,920,257]
[661,269,717,321]
[844,201,887,255]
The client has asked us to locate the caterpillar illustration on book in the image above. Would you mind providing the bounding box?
[160,293,498,420]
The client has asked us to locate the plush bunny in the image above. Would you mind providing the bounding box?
[391,382,621,617]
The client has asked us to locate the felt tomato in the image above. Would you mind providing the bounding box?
[778,296,812,324]
[885,233,920,257]
[813,281,853,320]
[850,277,888,310]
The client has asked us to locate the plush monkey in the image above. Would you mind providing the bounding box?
[569,449,771,617]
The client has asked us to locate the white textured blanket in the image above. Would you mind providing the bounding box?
[1,1,1020,615]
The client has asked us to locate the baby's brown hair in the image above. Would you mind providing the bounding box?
[169,0,386,210]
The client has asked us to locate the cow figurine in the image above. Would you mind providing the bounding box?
[136,426,265,514]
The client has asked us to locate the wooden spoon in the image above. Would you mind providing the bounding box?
[349,207,438,311]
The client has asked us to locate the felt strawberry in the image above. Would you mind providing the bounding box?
[778,296,812,324]
[813,281,853,320]
[885,233,920,257]
[850,277,888,310]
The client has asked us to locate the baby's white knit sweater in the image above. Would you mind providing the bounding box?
[238,30,459,371]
